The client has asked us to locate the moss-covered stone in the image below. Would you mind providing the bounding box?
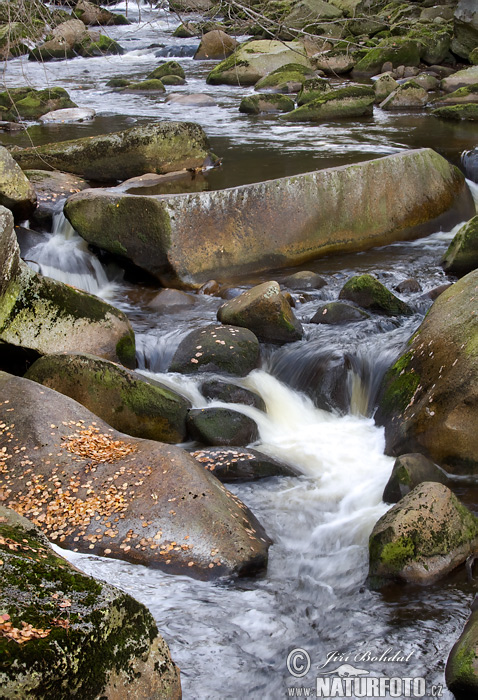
[368,482,478,586]
[0,505,181,699]
[379,80,428,110]
[106,76,131,88]
[25,352,191,443]
[187,407,259,446]
[0,87,77,122]
[147,60,185,80]
[254,62,314,91]
[382,453,449,504]
[161,74,186,85]
[433,104,478,121]
[339,274,413,316]
[374,73,399,103]
[282,85,374,121]
[217,281,303,344]
[123,78,166,92]
[239,93,295,114]
[0,146,36,219]
[170,324,260,376]
[442,215,478,276]
[353,38,421,76]
[433,84,478,107]
[446,606,478,699]
[297,77,331,105]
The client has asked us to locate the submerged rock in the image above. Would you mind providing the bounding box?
[310,301,369,324]
[217,281,303,344]
[0,372,271,579]
[187,407,259,446]
[433,104,478,121]
[0,146,36,219]
[63,149,475,288]
[239,94,295,114]
[13,122,214,181]
[283,85,374,121]
[169,324,260,376]
[147,60,185,80]
[24,352,191,443]
[282,270,326,289]
[0,505,181,699]
[296,78,331,105]
[375,269,478,473]
[442,215,478,275]
[339,274,413,316]
[191,446,298,481]
[379,81,428,110]
[369,482,478,586]
[165,93,217,107]
[382,453,449,504]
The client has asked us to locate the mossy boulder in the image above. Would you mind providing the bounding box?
[282,85,375,121]
[170,324,260,376]
[446,602,478,699]
[161,75,186,86]
[28,18,88,61]
[0,146,36,219]
[297,77,331,105]
[147,60,185,80]
[0,505,181,699]
[283,0,343,29]
[382,453,449,504]
[442,66,478,93]
[353,38,421,76]
[452,0,478,60]
[442,216,478,276]
[471,47,478,65]
[15,122,214,181]
[254,63,315,92]
[374,73,398,103]
[379,81,428,110]
[194,29,237,59]
[190,446,298,481]
[201,378,266,410]
[123,79,166,92]
[368,482,478,586]
[239,93,295,114]
[73,0,130,25]
[206,39,313,86]
[311,300,369,324]
[106,76,131,88]
[375,269,478,472]
[187,407,259,446]
[433,84,478,106]
[0,87,77,122]
[314,51,356,75]
[0,206,19,299]
[432,104,478,121]
[24,352,191,443]
[217,281,303,344]
[0,371,271,579]
[339,274,413,316]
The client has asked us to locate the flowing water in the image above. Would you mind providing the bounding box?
[4,2,478,697]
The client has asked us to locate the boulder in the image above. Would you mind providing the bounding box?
[165,93,217,107]
[282,85,375,121]
[0,146,36,218]
[379,81,428,110]
[63,149,475,288]
[201,378,266,410]
[147,60,185,80]
[353,39,421,77]
[239,94,295,114]
[122,79,166,92]
[382,453,449,504]
[339,274,413,316]
[169,324,260,376]
[206,39,313,86]
[0,86,77,122]
[161,75,186,86]
[190,446,298,481]
[187,407,259,446]
[29,18,88,60]
[173,22,198,38]
[375,269,478,472]
[24,352,191,443]
[254,63,315,92]
[25,169,89,228]
[433,84,478,106]
[282,270,326,289]
[446,601,478,699]
[296,78,331,105]
[0,505,181,699]
[217,281,303,344]
[0,371,271,579]
[148,288,197,311]
[442,67,478,93]
[462,147,478,182]
[374,73,399,103]
[13,122,214,181]
[39,107,96,122]
[314,50,356,74]
[310,300,369,324]
[452,0,478,59]
[369,482,478,586]
[194,29,237,59]
[412,73,440,92]
[395,278,421,294]
[283,0,343,28]
[471,47,478,65]
[433,104,478,121]
[73,0,130,25]
[442,215,478,275]
[0,205,135,367]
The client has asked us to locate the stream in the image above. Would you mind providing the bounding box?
[3,2,478,698]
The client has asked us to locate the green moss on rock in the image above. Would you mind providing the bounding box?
[339,274,413,316]
[282,85,374,121]
[147,60,185,80]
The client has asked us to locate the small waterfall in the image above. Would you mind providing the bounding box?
[25,210,118,299]
[466,178,478,211]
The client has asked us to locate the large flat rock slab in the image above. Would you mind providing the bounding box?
[64,149,475,288]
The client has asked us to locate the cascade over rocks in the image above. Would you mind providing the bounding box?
[13,122,214,181]
[0,505,181,699]
[24,352,191,444]
[217,281,303,344]
[376,269,478,473]
[64,149,474,288]
[369,482,478,586]
[0,372,271,580]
